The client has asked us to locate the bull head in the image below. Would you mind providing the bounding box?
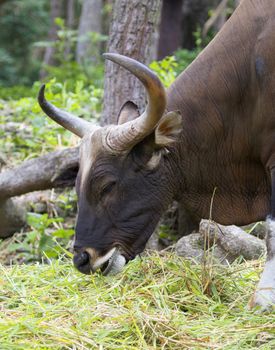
[38,54,182,275]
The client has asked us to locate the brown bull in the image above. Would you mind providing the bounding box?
[38,0,275,310]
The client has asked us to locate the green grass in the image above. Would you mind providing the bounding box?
[1,252,274,349]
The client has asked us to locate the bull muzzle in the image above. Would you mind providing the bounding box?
[73,247,126,276]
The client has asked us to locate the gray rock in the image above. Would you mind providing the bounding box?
[199,220,266,260]
[175,232,235,264]
[175,220,266,263]
[175,233,204,261]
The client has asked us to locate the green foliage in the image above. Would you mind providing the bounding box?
[55,191,78,218]
[150,56,178,87]
[0,0,49,86]
[158,224,178,243]
[174,48,201,75]
[0,79,103,164]
[8,213,73,261]
[0,76,102,262]
[0,85,36,100]
[36,17,107,90]
[150,49,201,88]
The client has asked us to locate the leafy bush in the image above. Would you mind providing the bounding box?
[0,85,36,100]
[8,213,73,261]
[150,49,201,88]
[36,17,107,90]
[175,48,201,75]
[0,76,103,262]
[0,79,103,164]
[0,0,49,86]
[150,56,179,87]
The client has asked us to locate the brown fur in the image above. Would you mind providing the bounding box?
[165,0,275,225]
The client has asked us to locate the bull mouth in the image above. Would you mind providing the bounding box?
[92,247,126,276]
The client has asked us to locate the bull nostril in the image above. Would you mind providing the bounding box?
[73,244,82,253]
[74,251,89,266]
[73,252,91,274]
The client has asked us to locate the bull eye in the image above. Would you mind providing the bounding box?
[100,181,116,198]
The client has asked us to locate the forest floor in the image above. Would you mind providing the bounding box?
[1,252,275,350]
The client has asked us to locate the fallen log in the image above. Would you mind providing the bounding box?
[0,147,79,237]
[0,147,79,200]
[0,199,26,238]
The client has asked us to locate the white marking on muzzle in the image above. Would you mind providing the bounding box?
[86,247,116,271]
[103,251,126,276]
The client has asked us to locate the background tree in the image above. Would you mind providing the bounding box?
[157,0,184,60]
[64,0,76,58]
[76,0,103,64]
[181,0,214,49]
[157,0,230,59]
[40,0,64,78]
[102,0,162,125]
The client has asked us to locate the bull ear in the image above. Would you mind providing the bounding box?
[117,101,140,125]
[145,111,182,170]
[155,111,182,147]
[132,111,182,170]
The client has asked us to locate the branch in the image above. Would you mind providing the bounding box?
[0,147,79,200]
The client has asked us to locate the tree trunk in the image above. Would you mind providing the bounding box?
[101,0,162,125]
[102,0,112,38]
[157,0,184,60]
[64,0,75,58]
[40,0,63,78]
[76,0,103,64]
[182,0,219,49]
[66,0,75,28]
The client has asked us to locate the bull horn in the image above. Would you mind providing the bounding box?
[38,84,98,138]
[103,53,167,151]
